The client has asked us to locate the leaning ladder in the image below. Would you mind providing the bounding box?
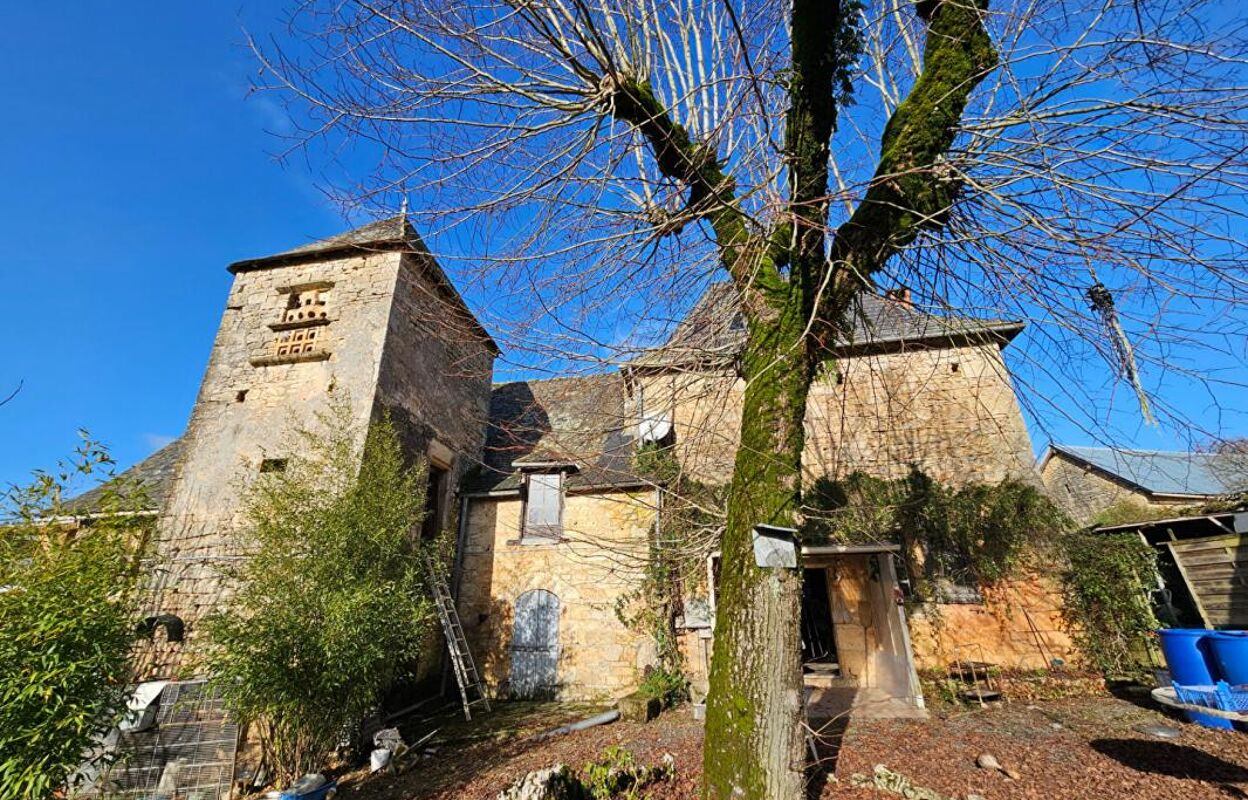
[425,557,491,720]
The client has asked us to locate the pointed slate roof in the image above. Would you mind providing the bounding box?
[631,283,1024,369]
[1045,444,1244,497]
[228,215,417,272]
[228,215,499,354]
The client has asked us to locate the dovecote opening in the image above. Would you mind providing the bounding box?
[254,282,335,367]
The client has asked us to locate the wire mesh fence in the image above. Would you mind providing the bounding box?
[93,680,238,800]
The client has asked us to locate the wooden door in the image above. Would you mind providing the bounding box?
[510,589,560,698]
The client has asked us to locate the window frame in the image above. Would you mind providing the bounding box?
[521,470,565,542]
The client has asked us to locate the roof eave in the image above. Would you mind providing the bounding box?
[228,238,411,274]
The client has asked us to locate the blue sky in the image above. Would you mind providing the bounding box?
[0,2,1243,491]
[0,3,347,488]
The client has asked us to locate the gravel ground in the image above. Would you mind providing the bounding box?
[338,696,1248,800]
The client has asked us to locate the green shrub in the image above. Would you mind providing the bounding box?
[1062,532,1159,676]
[0,436,147,800]
[204,404,436,782]
[580,745,674,800]
[637,666,688,708]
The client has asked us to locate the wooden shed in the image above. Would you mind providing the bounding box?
[1096,510,1248,629]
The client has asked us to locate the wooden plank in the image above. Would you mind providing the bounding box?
[1171,541,1240,556]
[1176,554,1248,569]
[1171,534,1241,552]
[1188,581,1248,594]
[1167,534,1248,628]
[1168,540,1212,628]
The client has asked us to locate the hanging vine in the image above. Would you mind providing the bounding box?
[615,443,724,704]
[805,467,1069,599]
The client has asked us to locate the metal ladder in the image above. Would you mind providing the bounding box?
[425,557,491,720]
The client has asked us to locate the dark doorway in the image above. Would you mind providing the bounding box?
[802,568,839,668]
[421,464,448,541]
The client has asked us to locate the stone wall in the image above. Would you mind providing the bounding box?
[139,252,403,678]
[375,251,496,527]
[376,252,494,462]
[635,342,1038,488]
[906,573,1076,672]
[139,247,495,680]
[456,489,658,701]
[1040,452,1189,525]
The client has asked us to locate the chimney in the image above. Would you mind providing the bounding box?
[884,286,912,305]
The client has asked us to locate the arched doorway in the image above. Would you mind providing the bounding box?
[511,589,560,698]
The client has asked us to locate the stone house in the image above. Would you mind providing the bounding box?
[89,217,1078,716]
[1040,444,1243,525]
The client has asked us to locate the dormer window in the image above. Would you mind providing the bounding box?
[522,471,565,541]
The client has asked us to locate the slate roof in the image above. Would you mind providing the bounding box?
[228,215,416,271]
[631,282,1023,368]
[1046,444,1243,497]
[63,438,183,514]
[467,373,645,494]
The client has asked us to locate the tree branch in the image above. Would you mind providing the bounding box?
[827,0,997,303]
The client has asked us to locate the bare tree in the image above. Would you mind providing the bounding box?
[251,1,1248,796]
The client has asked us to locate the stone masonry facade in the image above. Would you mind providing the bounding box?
[634,341,1037,488]
[456,489,658,701]
[135,222,495,680]
[1040,451,1191,525]
[121,220,1066,701]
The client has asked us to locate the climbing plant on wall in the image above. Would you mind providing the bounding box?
[806,467,1069,598]
[1061,532,1160,676]
[616,443,725,703]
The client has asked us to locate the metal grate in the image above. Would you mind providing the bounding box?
[95,680,238,799]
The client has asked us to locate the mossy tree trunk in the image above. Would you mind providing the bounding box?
[614,2,997,797]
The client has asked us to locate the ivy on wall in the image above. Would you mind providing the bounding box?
[628,452,1161,678]
[1061,532,1160,676]
[806,468,1068,596]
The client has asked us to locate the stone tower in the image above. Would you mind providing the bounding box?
[136,217,497,678]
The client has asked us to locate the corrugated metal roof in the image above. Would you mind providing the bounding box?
[1049,444,1242,497]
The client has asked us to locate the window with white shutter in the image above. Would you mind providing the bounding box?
[523,472,564,541]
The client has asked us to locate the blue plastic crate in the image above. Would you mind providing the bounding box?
[1214,681,1248,713]
[1173,680,1221,709]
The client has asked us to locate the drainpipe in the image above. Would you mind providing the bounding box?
[451,493,471,602]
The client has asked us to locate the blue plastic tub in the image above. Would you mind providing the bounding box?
[1157,628,1235,729]
[1208,631,1248,686]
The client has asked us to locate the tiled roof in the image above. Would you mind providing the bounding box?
[1048,444,1242,497]
[631,283,1023,368]
[63,439,183,514]
[467,373,644,494]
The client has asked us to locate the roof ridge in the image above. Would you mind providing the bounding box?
[1055,443,1225,458]
[492,371,620,388]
